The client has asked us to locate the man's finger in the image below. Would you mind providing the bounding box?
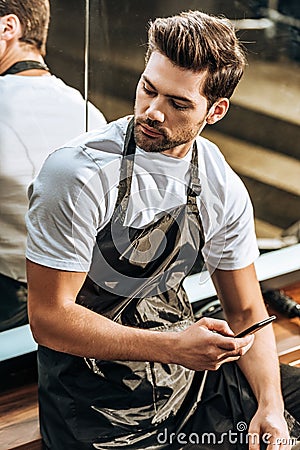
[198,317,234,336]
[217,333,254,352]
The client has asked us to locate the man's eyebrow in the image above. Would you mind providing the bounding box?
[142,75,196,106]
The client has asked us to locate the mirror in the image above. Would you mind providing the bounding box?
[1,0,299,362]
[46,0,86,97]
[0,0,88,361]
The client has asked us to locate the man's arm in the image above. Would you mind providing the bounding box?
[211,263,291,450]
[26,259,252,370]
[27,260,169,362]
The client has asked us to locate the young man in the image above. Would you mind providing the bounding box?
[0,0,106,331]
[26,10,299,450]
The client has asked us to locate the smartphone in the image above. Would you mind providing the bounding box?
[235,315,277,338]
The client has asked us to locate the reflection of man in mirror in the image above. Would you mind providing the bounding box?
[26,10,299,450]
[0,0,106,332]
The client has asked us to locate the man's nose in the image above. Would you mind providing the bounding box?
[146,98,165,123]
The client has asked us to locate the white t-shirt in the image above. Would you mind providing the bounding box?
[26,116,259,276]
[0,74,106,282]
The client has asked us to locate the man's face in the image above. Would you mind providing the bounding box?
[134,51,209,157]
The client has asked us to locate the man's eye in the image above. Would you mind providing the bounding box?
[171,100,189,111]
[142,84,155,96]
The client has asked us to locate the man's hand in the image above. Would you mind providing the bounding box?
[248,409,292,450]
[172,317,254,371]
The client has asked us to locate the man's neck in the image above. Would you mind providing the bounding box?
[0,46,48,76]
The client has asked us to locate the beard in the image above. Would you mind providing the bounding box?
[134,116,204,153]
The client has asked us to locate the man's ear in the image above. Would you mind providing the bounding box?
[0,14,21,41]
[206,98,230,125]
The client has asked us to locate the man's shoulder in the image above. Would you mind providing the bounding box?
[62,115,131,156]
[196,134,228,181]
[85,115,131,149]
[0,74,76,112]
[42,116,131,174]
[196,134,247,200]
[0,74,83,101]
[197,134,225,162]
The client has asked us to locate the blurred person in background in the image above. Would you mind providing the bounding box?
[0,0,106,331]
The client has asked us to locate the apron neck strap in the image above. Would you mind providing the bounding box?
[113,117,136,216]
[0,60,49,76]
[123,117,136,156]
[187,141,201,199]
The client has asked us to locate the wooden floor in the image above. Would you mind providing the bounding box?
[0,282,299,450]
[0,384,40,450]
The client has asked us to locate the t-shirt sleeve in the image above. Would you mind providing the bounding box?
[25,147,106,272]
[200,149,259,272]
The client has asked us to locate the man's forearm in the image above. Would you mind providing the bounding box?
[236,326,284,411]
[27,263,175,363]
[30,297,176,363]
[211,265,284,411]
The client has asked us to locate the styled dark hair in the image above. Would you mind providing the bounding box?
[146,10,246,109]
[0,0,50,55]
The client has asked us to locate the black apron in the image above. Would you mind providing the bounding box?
[38,118,206,449]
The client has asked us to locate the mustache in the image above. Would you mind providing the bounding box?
[135,117,166,134]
